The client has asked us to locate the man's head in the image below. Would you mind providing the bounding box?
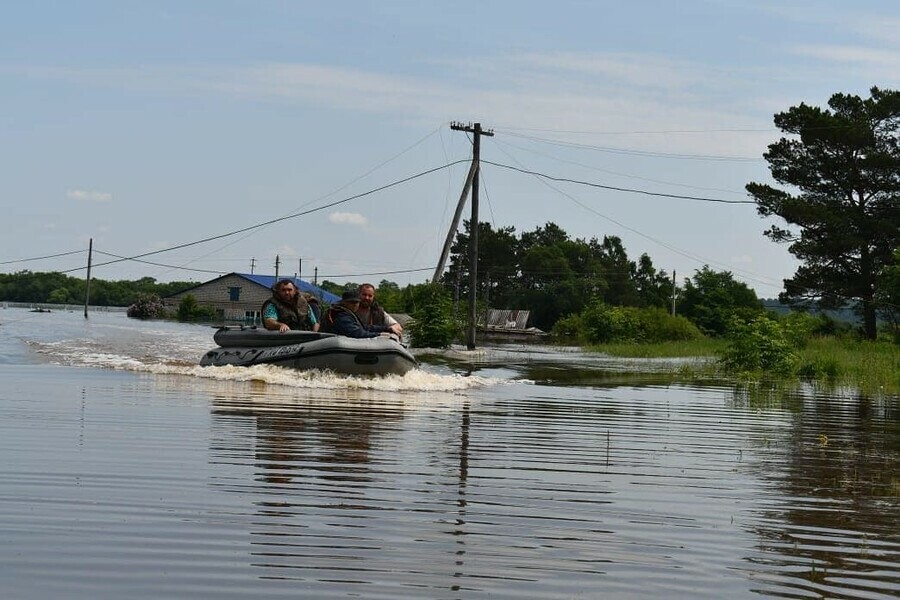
[358,283,376,308]
[274,279,297,300]
[341,289,361,308]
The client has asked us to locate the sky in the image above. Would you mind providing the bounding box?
[2,1,898,299]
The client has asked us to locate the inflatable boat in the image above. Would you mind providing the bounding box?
[200,327,418,376]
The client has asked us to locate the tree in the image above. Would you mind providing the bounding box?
[746,87,900,340]
[633,254,673,309]
[678,267,763,336]
[590,235,638,306]
[444,220,519,305]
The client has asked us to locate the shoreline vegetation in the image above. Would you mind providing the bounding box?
[585,337,899,397]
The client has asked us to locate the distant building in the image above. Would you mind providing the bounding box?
[164,272,340,324]
[477,309,547,338]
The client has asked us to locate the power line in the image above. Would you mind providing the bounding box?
[482,160,756,204]
[501,131,761,162]
[55,159,468,275]
[488,145,782,289]
[0,248,86,265]
[93,250,227,276]
[493,125,776,135]
[317,267,433,279]
[493,136,746,196]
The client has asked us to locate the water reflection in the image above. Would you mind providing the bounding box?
[730,385,900,597]
[201,372,899,599]
[209,389,475,593]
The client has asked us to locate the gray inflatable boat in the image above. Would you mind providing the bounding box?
[200,327,418,376]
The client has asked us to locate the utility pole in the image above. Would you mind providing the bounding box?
[432,159,477,283]
[314,267,318,286]
[83,238,93,319]
[250,257,256,274]
[450,121,493,350]
[298,258,302,281]
[671,270,677,316]
[274,255,280,281]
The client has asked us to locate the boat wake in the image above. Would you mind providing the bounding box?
[27,338,503,391]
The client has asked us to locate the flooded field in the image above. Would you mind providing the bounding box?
[0,307,897,599]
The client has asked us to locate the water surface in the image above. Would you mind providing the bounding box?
[1,307,897,599]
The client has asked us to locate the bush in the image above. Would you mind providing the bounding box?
[719,316,798,375]
[127,293,166,319]
[408,283,457,348]
[551,312,583,339]
[578,302,702,344]
[176,294,216,322]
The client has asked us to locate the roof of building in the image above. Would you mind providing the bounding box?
[237,273,341,303]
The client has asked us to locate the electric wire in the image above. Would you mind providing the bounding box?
[54,159,468,275]
[493,136,747,197]
[483,160,755,204]
[500,131,762,162]
[487,144,784,290]
[0,249,87,265]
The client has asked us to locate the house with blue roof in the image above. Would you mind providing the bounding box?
[164,272,340,324]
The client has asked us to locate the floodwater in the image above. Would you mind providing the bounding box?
[0,307,897,599]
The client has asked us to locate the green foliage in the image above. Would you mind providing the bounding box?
[746,87,900,340]
[877,247,900,342]
[444,220,673,330]
[176,294,216,322]
[407,283,458,348]
[796,356,841,380]
[567,301,702,344]
[127,293,166,319]
[719,316,798,375]
[551,312,584,339]
[47,288,70,304]
[678,266,764,336]
[0,270,195,307]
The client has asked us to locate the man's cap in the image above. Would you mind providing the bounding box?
[342,289,361,302]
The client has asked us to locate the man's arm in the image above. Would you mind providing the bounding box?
[263,305,289,332]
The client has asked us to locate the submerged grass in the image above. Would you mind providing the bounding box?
[796,337,900,394]
[584,336,899,396]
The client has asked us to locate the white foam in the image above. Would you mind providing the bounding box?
[139,363,500,391]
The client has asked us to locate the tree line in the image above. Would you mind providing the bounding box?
[0,271,195,308]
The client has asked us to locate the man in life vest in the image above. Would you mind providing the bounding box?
[261,279,319,332]
[355,282,403,335]
[322,289,401,339]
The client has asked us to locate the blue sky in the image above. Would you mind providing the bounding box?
[2,1,898,297]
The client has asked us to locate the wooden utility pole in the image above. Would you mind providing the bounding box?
[432,159,477,283]
[274,255,280,281]
[250,257,256,274]
[671,270,677,315]
[83,238,93,319]
[314,267,318,286]
[298,258,302,281]
[450,121,493,350]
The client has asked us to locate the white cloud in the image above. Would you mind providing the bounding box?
[329,211,368,226]
[67,188,112,202]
